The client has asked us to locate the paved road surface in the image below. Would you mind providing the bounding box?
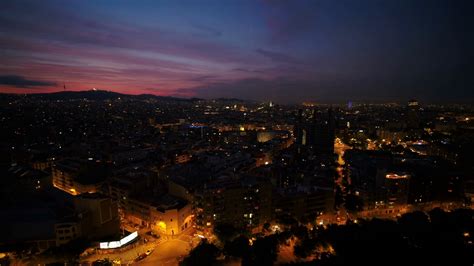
[135,238,192,266]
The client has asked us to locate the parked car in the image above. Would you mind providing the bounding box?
[145,249,154,256]
[92,259,112,266]
[135,254,146,262]
[146,231,161,239]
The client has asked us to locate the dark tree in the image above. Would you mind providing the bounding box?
[224,235,250,258]
[263,222,271,232]
[290,225,309,240]
[244,235,279,266]
[214,223,240,244]
[181,241,220,266]
[344,193,363,212]
[293,238,317,259]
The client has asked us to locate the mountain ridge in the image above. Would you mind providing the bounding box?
[0,89,209,102]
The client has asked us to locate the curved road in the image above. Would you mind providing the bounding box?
[135,237,196,266]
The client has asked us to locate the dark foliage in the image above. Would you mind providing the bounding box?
[181,240,220,266]
[214,223,240,244]
[224,235,250,258]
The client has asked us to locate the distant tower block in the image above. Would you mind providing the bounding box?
[407,99,421,129]
[408,99,419,107]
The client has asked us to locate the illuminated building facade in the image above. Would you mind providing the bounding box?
[124,194,193,236]
[385,173,410,206]
[195,176,272,230]
[275,186,334,221]
[52,159,80,195]
[52,159,105,195]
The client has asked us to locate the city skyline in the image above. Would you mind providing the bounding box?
[1,1,473,264]
[1,0,473,103]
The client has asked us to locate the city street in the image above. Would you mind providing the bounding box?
[80,240,157,265]
[78,230,199,265]
[135,238,192,266]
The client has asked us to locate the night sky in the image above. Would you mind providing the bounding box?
[0,0,473,103]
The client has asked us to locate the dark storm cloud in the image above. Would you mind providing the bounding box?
[0,75,56,88]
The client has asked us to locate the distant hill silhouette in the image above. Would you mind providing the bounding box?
[32,90,125,101]
[0,90,210,102]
